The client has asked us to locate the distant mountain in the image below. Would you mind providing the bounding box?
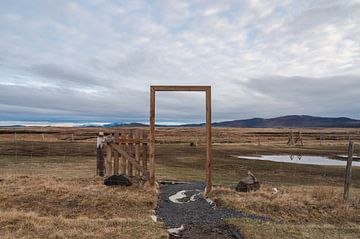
[102,122,148,128]
[100,115,360,128]
[208,115,360,128]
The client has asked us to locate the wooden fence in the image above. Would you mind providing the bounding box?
[96,130,149,181]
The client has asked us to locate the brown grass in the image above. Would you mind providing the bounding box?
[212,185,360,239]
[0,176,167,239]
[1,127,360,238]
[227,218,360,239]
[211,185,360,224]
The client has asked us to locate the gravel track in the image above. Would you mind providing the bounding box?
[155,181,268,238]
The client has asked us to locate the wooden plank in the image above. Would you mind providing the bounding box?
[96,132,105,176]
[142,132,148,174]
[113,133,119,174]
[151,85,210,91]
[115,138,149,144]
[205,87,212,195]
[127,131,133,177]
[110,144,149,178]
[135,130,141,177]
[119,132,126,174]
[105,142,113,177]
[149,87,156,186]
[344,140,354,203]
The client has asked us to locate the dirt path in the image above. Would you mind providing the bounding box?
[155,182,267,239]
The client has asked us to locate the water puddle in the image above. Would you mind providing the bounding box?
[233,155,360,167]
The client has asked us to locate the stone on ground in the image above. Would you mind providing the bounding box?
[236,171,260,192]
[104,174,132,186]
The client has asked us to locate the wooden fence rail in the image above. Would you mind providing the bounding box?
[96,130,149,181]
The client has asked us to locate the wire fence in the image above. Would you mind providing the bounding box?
[0,130,359,195]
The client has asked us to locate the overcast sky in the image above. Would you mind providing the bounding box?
[0,0,359,123]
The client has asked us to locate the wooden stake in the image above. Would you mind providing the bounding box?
[344,141,354,203]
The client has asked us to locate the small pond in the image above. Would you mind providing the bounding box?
[233,155,360,167]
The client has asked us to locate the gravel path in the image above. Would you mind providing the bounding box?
[155,181,268,238]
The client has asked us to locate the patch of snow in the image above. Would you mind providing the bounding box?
[190,191,202,202]
[168,225,184,235]
[151,215,157,222]
[169,190,187,203]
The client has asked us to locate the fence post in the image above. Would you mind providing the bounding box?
[343,140,354,203]
[127,131,133,177]
[120,132,126,174]
[113,133,120,174]
[135,130,141,177]
[96,132,105,176]
[105,134,113,177]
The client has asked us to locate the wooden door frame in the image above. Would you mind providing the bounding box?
[149,85,212,195]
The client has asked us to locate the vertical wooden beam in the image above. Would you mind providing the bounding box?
[105,140,113,177]
[113,133,120,174]
[344,140,354,203]
[142,132,148,174]
[119,132,126,174]
[205,88,212,195]
[127,131,133,177]
[149,86,156,186]
[135,130,141,176]
[96,132,105,176]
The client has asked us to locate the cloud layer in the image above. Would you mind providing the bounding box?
[0,0,359,122]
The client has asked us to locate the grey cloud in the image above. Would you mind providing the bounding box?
[234,75,360,117]
[0,0,360,122]
[27,64,103,87]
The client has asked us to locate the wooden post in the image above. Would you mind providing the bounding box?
[287,130,294,145]
[113,133,120,174]
[96,132,105,176]
[127,131,133,177]
[142,132,148,174]
[120,132,126,174]
[105,134,113,177]
[205,87,212,195]
[135,130,141,176]
[344,141,354,203]
[149,87,156,186]
[105,144,113,177]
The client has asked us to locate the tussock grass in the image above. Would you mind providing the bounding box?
[0,176,167,238]
[212,185,360,238]
[227,218,360,239]
[211,185,360,224]
[0,209,166,239]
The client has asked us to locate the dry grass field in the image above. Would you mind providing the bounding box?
[212,185,360,238]
[0,175,167,239]
[0,126,360,238]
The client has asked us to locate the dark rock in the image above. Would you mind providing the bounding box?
[104,174,132,186]
[236,171,260,192]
